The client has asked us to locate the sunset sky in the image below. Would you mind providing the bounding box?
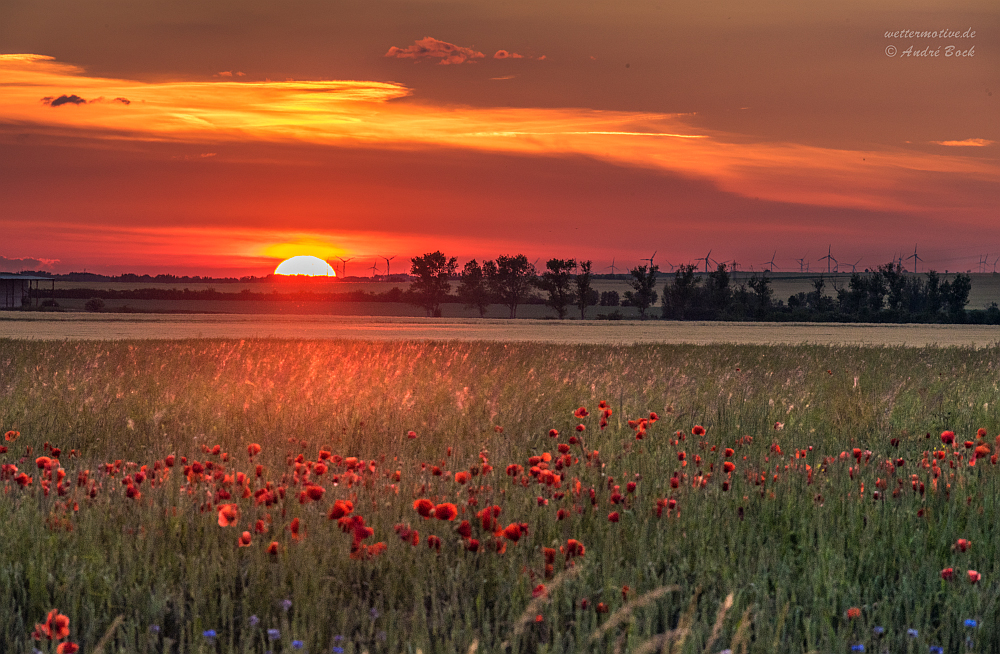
[1,0,997,277]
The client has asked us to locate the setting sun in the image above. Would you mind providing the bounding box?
[274,255,337,276]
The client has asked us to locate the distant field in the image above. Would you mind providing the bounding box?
[47,272,1000,312]
[3,313,1000,346]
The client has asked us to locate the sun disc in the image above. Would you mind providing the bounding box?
[274,255,337,276]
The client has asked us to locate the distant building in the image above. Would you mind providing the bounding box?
[0,274,55,309]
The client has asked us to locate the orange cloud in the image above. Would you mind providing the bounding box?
[493,50,524,59]
[2,54,997,219]
[931,139,993,147]
[385,37,485,65]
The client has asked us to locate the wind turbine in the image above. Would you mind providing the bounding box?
[761,251,777,273]
[606,258,619,278]
[819,245,837,274]
[699,250,713,274]
[642,251,657,268]
[993,256,1000,274]
[848,258,863,273]
[795,256,807,273]
[381,255,396,278]
[906,245,922,273]
[336,257,354,278]
[369,260,380,278]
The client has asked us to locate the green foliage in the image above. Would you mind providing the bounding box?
[2,340,1000,652]
[537,259,576,320]
[623,264,658,319]
[484,255,538,319]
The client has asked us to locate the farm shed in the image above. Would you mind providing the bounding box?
[0,274,55,309]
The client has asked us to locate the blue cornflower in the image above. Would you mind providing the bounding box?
[267,628,281,641]
[282,599,293,612]
[907,629,919,638]
[203,629,217,639]
[851,645,865,652]
[333,635,344,642]
[872,626,884,636]
[149,625,161,634]
[249,615,260,627]
[292,640,304,649]
[370,607,380,619]
[930,647,943,654]
[332,648,344,654]
[965,619,978,628]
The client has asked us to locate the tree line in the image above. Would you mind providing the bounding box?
[409,252,992,323]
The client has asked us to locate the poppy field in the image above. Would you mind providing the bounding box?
[1,338,1000,653]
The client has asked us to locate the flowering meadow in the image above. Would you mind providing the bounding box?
[1,338,999,653]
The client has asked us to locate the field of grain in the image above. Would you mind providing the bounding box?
[3,313,1000,347]
[2,338,1000,653]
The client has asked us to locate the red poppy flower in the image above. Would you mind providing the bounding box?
[574,407,589,418]
[556,508,569,521]
[247,443,262,458]
[941,431,956,445]
[846,607,861,619]
[566,538,585,558]
[57,643,79,654]
[267,541,280,555]
[503,523,522,541]
[968,570,981,584]
[413,498,435,518]
[4,430,19,441]
[548,429,559,438]
[607,511,620,523]
[692,425,706,436]
[575,424,586,432]
[434,503,458,521]
[217,504,239,527]
[580,598,590,609]
[596,602,609,613]
[975,444,991,459]
[506,464,523,477]
[723,462,736,474]
[407,430,418,439]
[289,517,304,541]
[238,531,252,547]
[427,534,442,551]
[532,584,547,598]
[941,567,954,581]
[955,538,971,552]
[724,448,734,457]
[328,499,354,520]
[465,538,480,552]
[456,520,472,539]
[454,471,471,485]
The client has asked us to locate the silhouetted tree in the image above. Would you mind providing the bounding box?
[600,290,620,307]
[662,264,699,319]
[575,261,597,319]
[746,272,773,318]
[624,264,659,319]
[409,251,456,317]
[942,273,972,318]
[484,255,537,318]
[458,259,491,317]
[537,258,576,319]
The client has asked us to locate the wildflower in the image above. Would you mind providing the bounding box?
[968,570,981,584]
[574,407,589,418]
[596,602,609,613]
[249,616,259,627]
[846,607,861,619]
[965,619,978,627]
[941,431,955,445]
[289,517,304,541]
[873,626,884,636]
[607,511,620,523]
[268,629,281,641]
[56,644,79,654]
[434,503,458,521]
[722,461,736,473]
[267,541,280,555]
[454,471,470,485]
[427,535,442,551]
[247,443,262,458]
[850,646,864,652]
[954,538,971,552]
[292,640,304,649]
[203,630,217,640]
[456,520,472,538]
[566,538,585,558]
[548,429,559,438]
[333,648,345,654]
[238,531,252,547]
[532,584,547,598]
[282,598,293,612]
[692,425,706,436]
[503,523,522,542]
[724,448,734,457]
[930,647,944,654]
[907,629,918,638]
[33,610,70,641]
[941,567,954,581]
[328,499,354,520]
[217,504,239,527]
[150,624,162,633]
[575,424,585,432]
[4,430,19,441]
[255,519,268,534]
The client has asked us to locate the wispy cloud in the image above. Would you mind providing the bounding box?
[931,138,993,147]
[41,94,86,107]
[385,37,485,65]
[2,54,997,217]
[493,50,524,59]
